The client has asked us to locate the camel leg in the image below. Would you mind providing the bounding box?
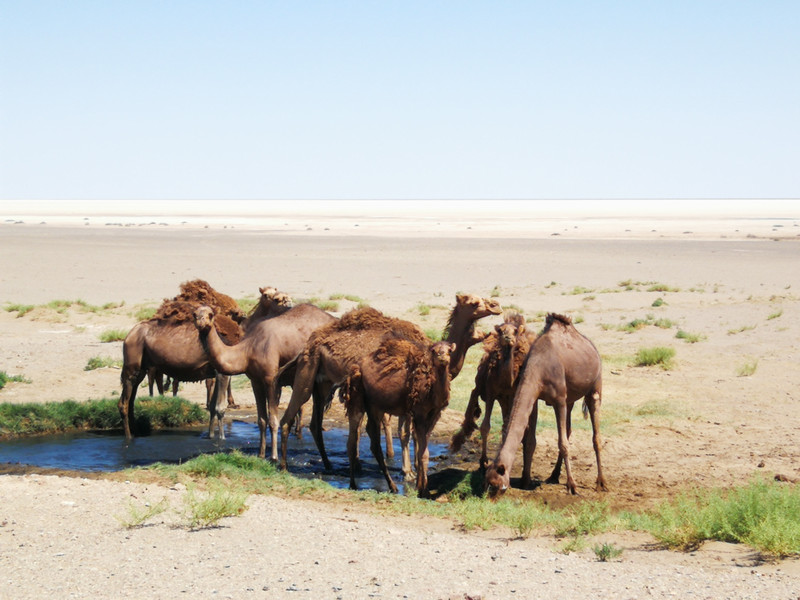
[293,401,304,439]
[546,403,572,484]
[119,369,145,439]
[251,379,269,458]
[368,410,398,493]
[266,376,281,462]
[279,352,318,469]
[347,407,364,490]
[399,415,413,480]
[309,381,333,470]
[478,397,495,470]
[451,386,482,451]
[554,401,577,495]
[170,377,178,396]
[207,374,228,440]
[226,380,238,409]
[382,413,394,458]
[412,418,431,496]
[521,400,539,489]
[586,389,607,491]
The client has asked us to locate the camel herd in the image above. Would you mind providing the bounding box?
[120,280,606,497]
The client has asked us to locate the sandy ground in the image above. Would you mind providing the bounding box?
[1,217,800,598]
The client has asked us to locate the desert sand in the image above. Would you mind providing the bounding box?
[1,213,799,598]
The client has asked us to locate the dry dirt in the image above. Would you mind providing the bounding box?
[1,221,799,598]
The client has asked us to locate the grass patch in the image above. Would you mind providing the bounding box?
[727,324,755,335]
[566,286,594,295]
[490,285,501,298]
[627,478,800,556]
[0,371,31,389]
[99,329,128,343]
[85,356,123,371]
[236,297,258,315]
[115,497,170,529]
[593,542,624,561]
[647,283,680,293]
[0,397,205,438]
[675,330,705,343]
[329,293,367,304]
[651,297,665,307]
[417,303,432,316]
[736,360,758,377]
[4,303,35,317]
[767,309,783,320]
[182,484,249,529]
[134,306,157,321]
[635,347,675,369]
[619,314,676,333]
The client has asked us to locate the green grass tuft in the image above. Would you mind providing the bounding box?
[0,371,31,389]
[675,330,704,343]
[635,347,675,369]
[85,356,123,370]
[767,309,783,320]
[736,360,758,377]
[4,303,35,317]
[99,329,128,343]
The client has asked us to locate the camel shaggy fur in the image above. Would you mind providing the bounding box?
[450,311,535,468]
[278,294,501,476]
[485,313,606,496]
[119,280,244,440]
[340,337,455,494]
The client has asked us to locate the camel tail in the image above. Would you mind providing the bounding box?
[582,390,601,419]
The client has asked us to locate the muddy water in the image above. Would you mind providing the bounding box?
[0,420,446,494]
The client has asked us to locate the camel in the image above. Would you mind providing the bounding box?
[485,313,607,496]
[192,302,336,461]
[450,311,536,468]
[278,294,502,476]
[340,337,455,494]
[119,280,245,440]
[243,286,293,331]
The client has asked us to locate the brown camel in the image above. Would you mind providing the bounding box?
[192,302,336,461]
[340,337,455,494]
[450,311,536,468]
[119,280,245,439]
[485,313,607,496]
[243,286,293,331]
[278,294,502,474]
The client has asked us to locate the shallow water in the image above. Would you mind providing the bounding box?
[0,420,445,494]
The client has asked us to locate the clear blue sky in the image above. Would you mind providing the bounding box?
[1,2,798,201]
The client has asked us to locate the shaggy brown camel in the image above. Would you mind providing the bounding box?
[278,294,502,474]
[119,280,245,439]
[340,337,455,494]
[193,302,336,460]
[450,311,536,468]
[485,313,607,496]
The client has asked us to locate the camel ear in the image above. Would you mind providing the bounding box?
[518,323,525,335]
[449,342,456,354]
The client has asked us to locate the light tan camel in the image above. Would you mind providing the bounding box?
[485,313,607,496]
[119,280,244,440]
[193,302,336,460]
[340,337,455,494]
[278,294,502,474]
[450,311,536,468]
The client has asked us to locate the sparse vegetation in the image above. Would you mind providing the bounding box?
[85,356,123,370]
[134,306,157,321]
[619,314,675,333]
[4,303,35,317]
[627,478,800,556]
[417,303,431,316]
[647,283,680,293]
[0,371,30,389]
[736,360,758,377]
[767,309,783,320]
[651,297,665,307]
[635,347,675,369]
[182,484,249,529]
[99,329,128,343]
[593,542,624,561]
[727,324,755,335]
[329,293,367,304]
[675,330,704,343]
[490,285,501,298]
[115,497,170,529]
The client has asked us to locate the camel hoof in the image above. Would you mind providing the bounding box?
[545,476,560,485]
[227,403,240,409]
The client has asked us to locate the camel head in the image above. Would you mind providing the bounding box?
[495,322,521,348]
[272,291,293,309]
[257,286,293,313]
[430,341,456,367]
[193,305,215,332]
[484,461,510,500]
[455,293,502,320]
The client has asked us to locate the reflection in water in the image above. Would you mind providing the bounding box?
[0,420,445,494]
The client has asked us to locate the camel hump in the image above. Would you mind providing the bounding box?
[545,313,572,328]
[177,279,244,322]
